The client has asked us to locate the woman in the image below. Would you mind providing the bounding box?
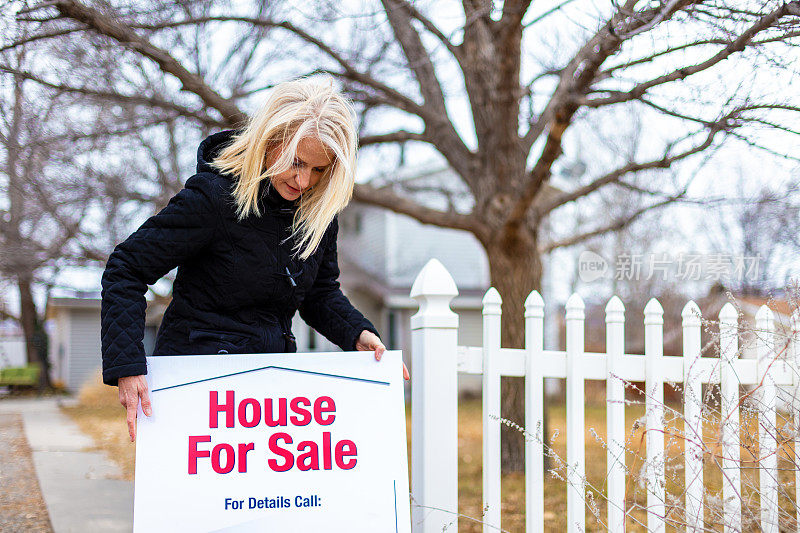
[100,77,409,442]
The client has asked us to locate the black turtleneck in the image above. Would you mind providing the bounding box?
[260,180,299,210]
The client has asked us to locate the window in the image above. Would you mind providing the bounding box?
[354,212,363,234]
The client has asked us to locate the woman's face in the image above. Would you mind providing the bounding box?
[270,136,333,200]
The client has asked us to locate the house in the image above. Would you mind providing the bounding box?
[47,295,103,391]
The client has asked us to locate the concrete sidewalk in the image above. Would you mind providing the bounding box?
[0,397,133,533]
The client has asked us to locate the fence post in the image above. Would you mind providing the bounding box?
[719,302,741,533]
[605,295,626,531]
[791,309,800,531]
[482,288,502,533]
[565,293,586,531]
[756,305,778,533]
[682,300,704,531]
[644,298,665,532]
[410,258,460,533]
[525,290,545,532]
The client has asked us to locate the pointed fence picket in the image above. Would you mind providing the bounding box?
[605,295,625,531]
[719,303,741,533]
[482,288,502,533]
[756,306,778,533]
[408,259,798,533]
[524,290,544,532]
[682,301,704,531]
[644,298,666,532]
[792,310,800,533]
[565,293,586,531]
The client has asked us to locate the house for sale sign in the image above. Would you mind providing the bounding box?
[132,350,410,533]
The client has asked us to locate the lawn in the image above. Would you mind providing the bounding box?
[63,374,798,532]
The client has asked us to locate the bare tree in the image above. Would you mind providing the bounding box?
[0,42,91,386]
[5,0,800,467]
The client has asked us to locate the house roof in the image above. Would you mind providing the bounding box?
[48,297,102,310]
[737,295,795,319]
[45,295,165,326]
[338,252,487,309]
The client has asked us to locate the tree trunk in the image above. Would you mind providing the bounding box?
[485,228,547,472]
[17,273,51,389]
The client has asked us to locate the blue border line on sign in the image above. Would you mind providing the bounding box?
[394,479,398,533]
[152,365,390,393]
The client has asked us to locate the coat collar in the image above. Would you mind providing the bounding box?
[197,129,299,216]
[259,179,299,216]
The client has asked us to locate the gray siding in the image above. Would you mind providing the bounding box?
[68,309,102,392]
[339,205,387,280]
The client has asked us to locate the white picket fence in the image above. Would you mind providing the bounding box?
[408,258,799,532]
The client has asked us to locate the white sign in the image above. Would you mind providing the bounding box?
[133,350,410,533]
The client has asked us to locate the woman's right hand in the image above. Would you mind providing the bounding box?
[118,375,152,442]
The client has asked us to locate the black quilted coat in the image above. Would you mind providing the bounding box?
[100,129,381,386]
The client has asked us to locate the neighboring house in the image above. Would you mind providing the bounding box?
[734,293,797,359]
[47,295,103,392]
[731,293,799,408]
[47,292,164,392]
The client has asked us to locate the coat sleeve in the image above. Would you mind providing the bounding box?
[298,215,381,352]
[100,174,220,387]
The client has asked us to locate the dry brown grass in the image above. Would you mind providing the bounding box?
[453,400,655,532]
[63,374,798,531]
[453,394,799,532]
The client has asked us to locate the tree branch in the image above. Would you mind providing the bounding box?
[523,0,577,28]
[501,0,533,29]
[510,0,779,238]
[79,10,476,183]
[582,2,800,108]
[0,64,220,127]
[540,194,684,253]
[40,0,246,125]
[114,14,435,123]
[0,307,21,322]
[595,34,800,76]
[353,182,480,236]
[358,130,428,147]
[380,0,448,118]
[342,82,474,180]
[637,96,718,126]
[378,0,475,184]
[0,26,87,52]
[511,1,652,234]
[521,0,635,150]
[386,0,462,60]
[532,124,722,222]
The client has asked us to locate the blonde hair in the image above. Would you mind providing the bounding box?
[209,76,358,261]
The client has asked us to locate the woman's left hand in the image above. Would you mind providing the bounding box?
[356,329,410,381]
